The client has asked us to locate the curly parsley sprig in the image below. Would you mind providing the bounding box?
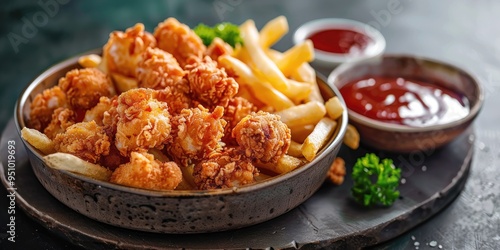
[351,153,401,206]
[194,22,243,48]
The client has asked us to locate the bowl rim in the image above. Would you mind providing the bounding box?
[293,18,386,64]
[327,53,485,133]
[14,49,349,198]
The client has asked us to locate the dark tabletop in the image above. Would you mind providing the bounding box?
[1,0,499,249]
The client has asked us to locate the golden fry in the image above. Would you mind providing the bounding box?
[275,101,326,128]
[289,124,315,143]
[21,127,56,155]
[43,152,112,181]
[78,54,102,68]
[287,140,304,158]
[276,40,314,77]
[344,124,360,150]
[218,55,294,110]
[240,20,290,92]
[257,154,303,174]
[259,15,288,48]
[301,117,337,161]
[111,72,138,93]
[325,96,344,120]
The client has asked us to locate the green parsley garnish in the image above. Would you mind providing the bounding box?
[194,22,243,48]
[351,153,401,206]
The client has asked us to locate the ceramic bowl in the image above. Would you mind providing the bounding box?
[14,52,348,233]
[293,18,386,68]
[327,54,484,153]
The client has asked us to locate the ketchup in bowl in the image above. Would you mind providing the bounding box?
[339,76,470,127]
[308,29,373,56]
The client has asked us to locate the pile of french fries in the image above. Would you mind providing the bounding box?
[21,16,360,185]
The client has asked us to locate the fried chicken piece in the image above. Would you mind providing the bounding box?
[110,151,182,191]
[154,86,191,115]
[153,17,206,68]
[102,97,119,137]
[115,88,171,156]
[169,105,226,166]
[103,23,157,77]
[83,96,114,126]
[185,56,238,108]
[100,144,128,171]
[193,147,258,190]
[206,37,233,61]
[222,97,257,146]
[53,120,111,163]
[137,47,186,90]
[58,68,115,110]
[232,111,291,164]
[44,107,76,139]
[29,86,67,131]
[327,157,346,185]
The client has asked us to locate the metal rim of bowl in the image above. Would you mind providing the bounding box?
[14,50,349,198]
[327,53,484,133]
[293,18,386,64]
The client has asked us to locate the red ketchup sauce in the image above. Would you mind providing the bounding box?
[308,29,373,55]
[339,76,470,126]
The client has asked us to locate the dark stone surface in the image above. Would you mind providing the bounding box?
[1,0,499,249]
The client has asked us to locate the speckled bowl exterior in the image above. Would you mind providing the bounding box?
[15,53,348,233]
[328,54,483,153]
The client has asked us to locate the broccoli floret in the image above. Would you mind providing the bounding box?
[351,153,401,206]
[194,22,242,48]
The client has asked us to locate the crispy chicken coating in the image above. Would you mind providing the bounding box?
[154,86,191,115]
[232,111,291,164]
[44,107,76,140]
[103,23,156,77]
[137,47,186,90]
[110,151,182,191]
[185,56,238,108]
[222,97,257,146]
[58,68,114,110]
[206,37,233,61]
[327,157,346,185]
[153,17,206,67]
[53,120,111,163]
[29,86,67,131]
[169,105,226,166]
[83,96,114,126]
[115,88,171,156]
[193,147,258,190]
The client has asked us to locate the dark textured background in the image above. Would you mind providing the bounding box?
[1,0,499,249]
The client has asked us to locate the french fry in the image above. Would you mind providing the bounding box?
[176,164,195,190]
[43,152,112,181]
[97,53,109,74]
[275,101,326,128]
[240,20,290,92]
[276,40,314,77]
[344,124,360,150]
[289,124,315,143]
[285,79,312,103]
[21,127,56,155]
[218,55,294,110]
[259,15,288,48]
[301,117,337,161]
[111,72,138,93]
[257,154,304,174]
[266,49,324,103]
[78,54,102,68]
[287,140,304,158]
[325,96,344,120]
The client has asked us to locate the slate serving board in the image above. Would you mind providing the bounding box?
[0,118,473,249]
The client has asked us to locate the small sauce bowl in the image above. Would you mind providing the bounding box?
[328,54,484,153]
[294,18,386,68]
